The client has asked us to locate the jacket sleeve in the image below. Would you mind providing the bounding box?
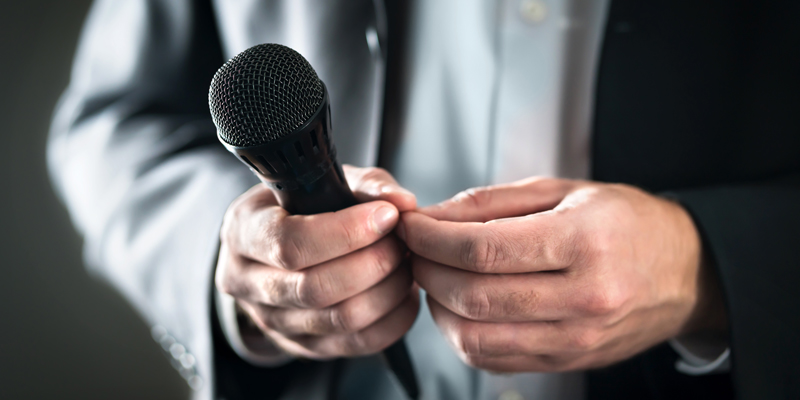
[46,0,257,396]
[673,174,800,399]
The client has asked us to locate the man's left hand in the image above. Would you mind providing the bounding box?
[397,177,726,372]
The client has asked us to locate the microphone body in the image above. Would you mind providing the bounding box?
[210,44,419,399]
[219,86,356,214]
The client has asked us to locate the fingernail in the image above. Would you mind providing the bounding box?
[372,206,398,234]
[395,220,406,241]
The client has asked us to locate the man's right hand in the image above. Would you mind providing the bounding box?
[215,166,419,360]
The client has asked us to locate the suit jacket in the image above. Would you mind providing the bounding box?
[48,0,800,399]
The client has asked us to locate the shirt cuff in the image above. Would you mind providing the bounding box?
[669,334,731,375]
[214,288,294,367]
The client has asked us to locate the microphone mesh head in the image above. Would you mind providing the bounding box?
[209,43,324,147]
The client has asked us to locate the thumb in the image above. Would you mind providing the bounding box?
[418,177,577,222]
[344,165,417,212]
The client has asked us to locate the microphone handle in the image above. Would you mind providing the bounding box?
[272,160,419,400]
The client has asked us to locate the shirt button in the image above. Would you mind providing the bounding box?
[499,389,525,400]
[519,0,547,24]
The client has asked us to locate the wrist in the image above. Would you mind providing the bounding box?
[684,251,729,336]
[668,200,728,338]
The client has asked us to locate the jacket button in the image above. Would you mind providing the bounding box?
[151,325,167,342]
[188,375,204,391]
[180,353,196,369]
[159,335,176,351]
[169,343,186,359]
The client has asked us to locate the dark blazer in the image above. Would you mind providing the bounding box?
[588,1,800,399]
[48,0,800,399]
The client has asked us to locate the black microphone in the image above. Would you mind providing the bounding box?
[208,43,419,399]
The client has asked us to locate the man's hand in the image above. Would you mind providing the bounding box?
[398,177,726,372]
[216,166,419,360]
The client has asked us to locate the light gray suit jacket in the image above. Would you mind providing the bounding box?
[50,0,484,398]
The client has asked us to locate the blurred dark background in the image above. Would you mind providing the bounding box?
[0,1,187,398]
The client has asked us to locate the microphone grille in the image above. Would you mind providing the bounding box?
[209,43,324,147]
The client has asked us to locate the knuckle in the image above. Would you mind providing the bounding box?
[461,233,505,273]
[336,217,363,252]
[216,273,235,296]
[535,176,559,189]
[367,240,398,278]
[273,234,306,270]
[582,284,624,316]
[582,228,614,263]
[214,261,234,295]
[343,331,371,355]
[300,313,322,334]
[293,272,329,308]
[219,212,236,243]
[567,329,603,352]
[221,200,249,247]
[362,166,389,181]
[455,321,485,356]
[549,238,576,270]
[328,304,359,333]
[215,255,243,298]
[261,273,289,304]
[535,225,579,269]
[353,166,392,192]
[458,285,493,320]
[454,187,492,209]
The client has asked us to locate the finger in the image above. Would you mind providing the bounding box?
[269,291,420,359]
[418,178,577,222]
[220,235,406,308]
[458,315,678,373]
[253,264,413,335]
[344,165,417,212]
[412,255,576,322]
[428,297,607,358]
[229,193,400,270]
[399,211,578,273]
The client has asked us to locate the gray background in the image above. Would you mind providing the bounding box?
[0,1,188,398]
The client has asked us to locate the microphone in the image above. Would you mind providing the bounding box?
[208,43,419,399]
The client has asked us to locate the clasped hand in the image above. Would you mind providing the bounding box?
[400,178,724,372]
[216,166,419,359]
[216,166,725,371]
